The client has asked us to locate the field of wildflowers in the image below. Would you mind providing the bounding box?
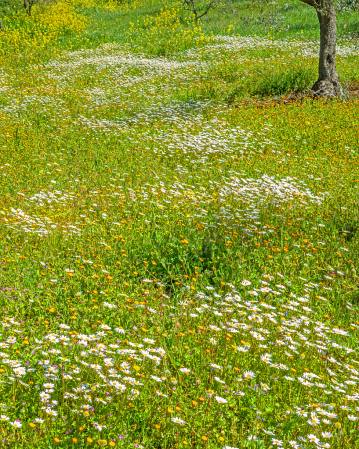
[0,0,359,448]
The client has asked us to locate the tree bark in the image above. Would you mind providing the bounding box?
[313,0,344,97]
[299,0,344,98]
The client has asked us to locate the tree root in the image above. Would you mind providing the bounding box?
[310,79,346,99]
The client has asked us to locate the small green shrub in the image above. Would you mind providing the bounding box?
[251,66,315,97]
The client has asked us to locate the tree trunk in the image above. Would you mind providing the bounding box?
[311,0,344,97]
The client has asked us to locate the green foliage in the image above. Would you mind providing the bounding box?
[337,0,359,11]
[250,66,314,97]
[0,1,358,448]
[0,0,22,16]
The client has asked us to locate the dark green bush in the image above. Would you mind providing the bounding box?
[251,66,315,97]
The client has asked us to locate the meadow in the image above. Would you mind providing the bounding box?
[0,0,359,448]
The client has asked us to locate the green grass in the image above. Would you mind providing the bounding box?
[55,0,358,52]
[0,1,359,448]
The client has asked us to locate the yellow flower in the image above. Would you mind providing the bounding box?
[29,423,36,428]
[87,437,93,443]
[54,438,60,443]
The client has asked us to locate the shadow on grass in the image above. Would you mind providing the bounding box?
[130,229,243,293]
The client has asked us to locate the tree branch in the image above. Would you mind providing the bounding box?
[197,0,215,19]
[180,0,216,21]
[298,0,316,7]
